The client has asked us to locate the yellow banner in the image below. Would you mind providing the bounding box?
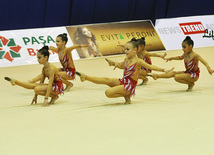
[66,20,165,58]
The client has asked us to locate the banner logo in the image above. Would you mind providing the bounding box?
[203,29,214,40]
[179,22,205,35]
[0,36,21,62]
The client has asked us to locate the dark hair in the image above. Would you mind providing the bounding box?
[38,46,49,59]
[136,37,146,46]
[131,38,137,42]
[57,33,68,44]
[127,38,139,51]
[183,36,194,47]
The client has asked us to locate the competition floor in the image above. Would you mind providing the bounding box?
[0,46,214,155]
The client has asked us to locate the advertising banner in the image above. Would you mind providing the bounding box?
[155,15,214,50]
[66,20,165,58]
[0,20,165,67]
[0,27,79,67]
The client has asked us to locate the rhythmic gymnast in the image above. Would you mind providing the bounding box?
[136,37,166,85]
[4,46,64,107]
[148,36,214,91]
[76,40,174,104]
[30,33,89,92]
[117,38,166,85]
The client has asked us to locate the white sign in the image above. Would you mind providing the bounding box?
[0,27,80,67]
[155,15,214,50]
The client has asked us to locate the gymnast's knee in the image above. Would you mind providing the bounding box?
[174,74,180,82]
[34,86,40,94]
[105,89,112,98]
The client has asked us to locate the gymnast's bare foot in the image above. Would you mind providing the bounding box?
[4,77,16,86]
[49,96,59,104]
[147,73,158,80]
[76,71,86,82]
[140,78,148,85]
[64,83,73,92]
[124,96,131,104]
[186,83,195,92]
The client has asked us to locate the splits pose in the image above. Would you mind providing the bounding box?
[30,33,89,92]
[148,36,214,91]
[76,40,174,104]
[5,46,64,107]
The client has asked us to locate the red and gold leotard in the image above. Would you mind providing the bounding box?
[119,63,138,96]
[184,58,200,78]
[141,55,152,73]
[59,53,76,80]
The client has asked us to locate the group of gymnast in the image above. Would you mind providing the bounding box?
[4,33,214,106]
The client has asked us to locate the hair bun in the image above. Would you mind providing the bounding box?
[42,46,49,50]
[63,33,67,37]
[131,38,137,42]
[185,36,191,40]
[141,37,145,41]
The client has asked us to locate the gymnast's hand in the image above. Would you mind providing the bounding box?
[42,98,49,107]
[207,67,214,75]
[164,57,172,62]
[105,58,118,70]
[31,94,38,105]
[160,52,167,59]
